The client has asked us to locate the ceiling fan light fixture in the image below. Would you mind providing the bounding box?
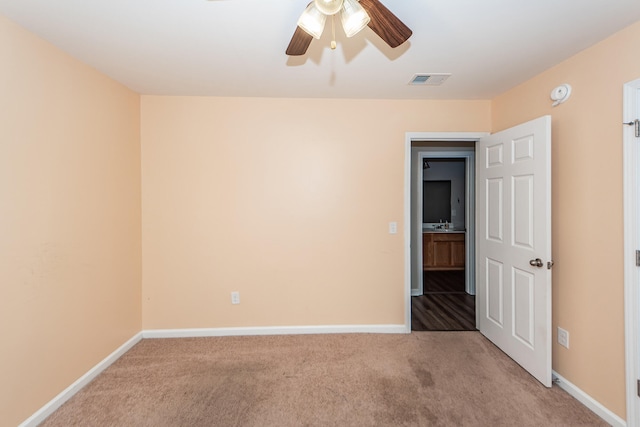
[340,0,370,37]
[286,0,411,56]
[297,2,327,39]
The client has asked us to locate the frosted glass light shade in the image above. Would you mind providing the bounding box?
[340,0,370,37]
[297,2,327,39]
[314,0,343,15]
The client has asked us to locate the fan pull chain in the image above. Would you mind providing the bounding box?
[330,15,337,49]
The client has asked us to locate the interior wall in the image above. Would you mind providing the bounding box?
[0,15,142,426]
[491,20,640,419]
[141,97,490,329]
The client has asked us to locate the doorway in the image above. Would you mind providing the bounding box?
[405,119,553,388]
[408,141,477,331]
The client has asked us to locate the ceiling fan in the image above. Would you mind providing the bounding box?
[286,0,412,56]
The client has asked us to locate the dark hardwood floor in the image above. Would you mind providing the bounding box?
[412,270,476,331]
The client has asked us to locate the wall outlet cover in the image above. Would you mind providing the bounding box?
[231,291,240,305]
[389,222,398,234]
[557,327,569,349]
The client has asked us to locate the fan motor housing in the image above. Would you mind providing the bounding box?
[315,0,343,15]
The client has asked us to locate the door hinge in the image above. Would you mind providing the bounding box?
[624,119,640,137]
[637,379,640,397]
[636,250,640,267]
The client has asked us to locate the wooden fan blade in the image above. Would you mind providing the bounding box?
[286,26,314,56]
[359,0,412,48]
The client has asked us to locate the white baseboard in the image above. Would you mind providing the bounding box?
[143,324,408,338]
[19,332,143,427]
[552,370,626,427]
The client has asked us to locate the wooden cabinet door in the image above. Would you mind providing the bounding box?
[422,233,432,270]
[424,233,465,270]
[452,240,465,268]
[433,241,452,267]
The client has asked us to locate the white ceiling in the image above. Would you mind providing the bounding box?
[1,0,640,99]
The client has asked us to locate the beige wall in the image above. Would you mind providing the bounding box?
[0,15,142,426]
[492,20,640,419]
[141,97,490,329]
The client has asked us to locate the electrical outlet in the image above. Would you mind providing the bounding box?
[557,327,569,349]
[231,291,240,305]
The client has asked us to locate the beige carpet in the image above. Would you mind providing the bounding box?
[41,332,607,426]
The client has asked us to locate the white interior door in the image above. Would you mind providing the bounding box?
[476,116,552,387]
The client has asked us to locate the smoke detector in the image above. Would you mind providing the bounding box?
[408,73,451,86]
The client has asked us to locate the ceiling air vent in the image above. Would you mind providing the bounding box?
[408,73,451,86]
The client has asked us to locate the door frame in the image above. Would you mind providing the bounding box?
[623,78,640,426]
[404,132,488,331]
[414,150,476,296]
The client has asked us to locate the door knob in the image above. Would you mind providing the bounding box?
[529,258,543,268]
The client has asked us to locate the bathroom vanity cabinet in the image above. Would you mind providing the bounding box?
[423,232,465,270]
